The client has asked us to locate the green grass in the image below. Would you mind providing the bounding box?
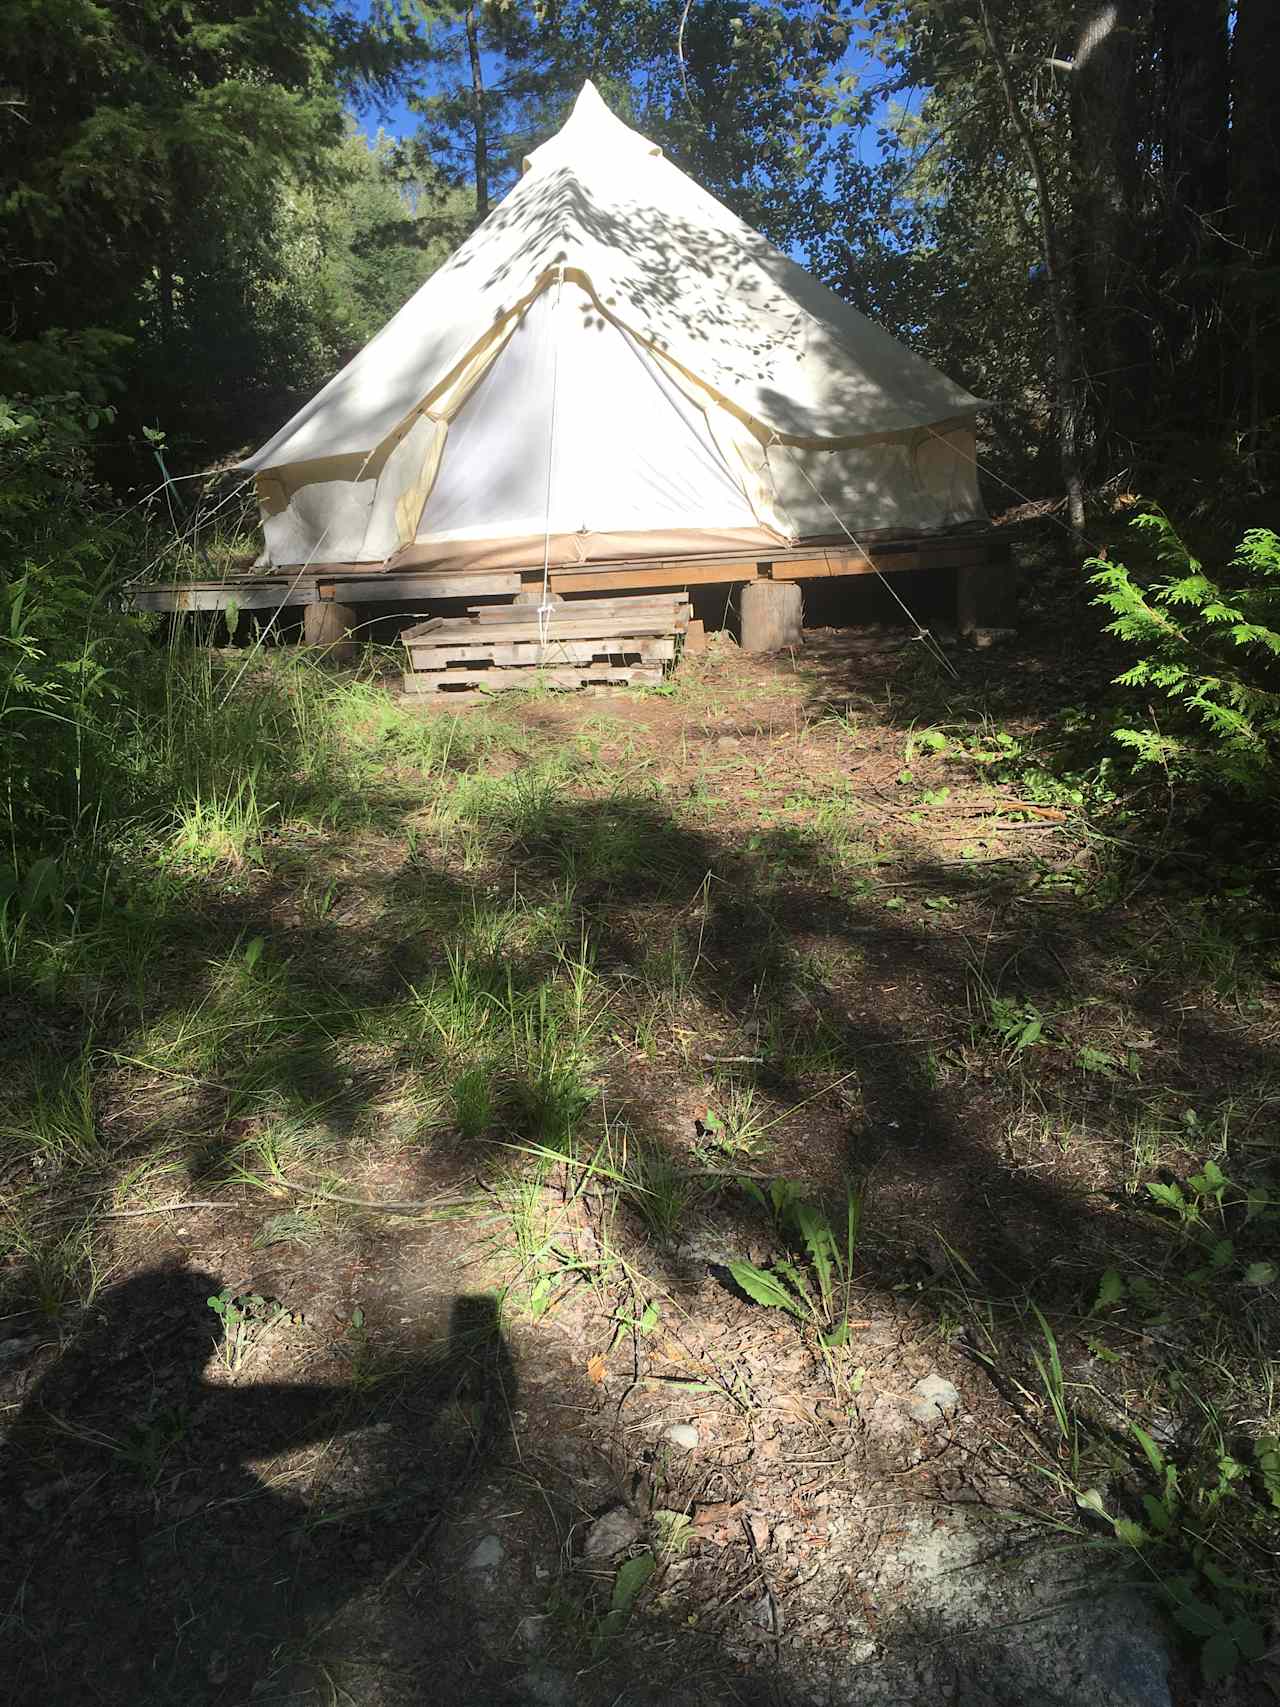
[4,549,1280,1689]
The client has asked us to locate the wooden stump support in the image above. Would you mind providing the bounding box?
[956,548,1018,637]
[739,579,803,653]
[303,600,357,663]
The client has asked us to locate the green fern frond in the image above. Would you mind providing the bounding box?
[1096,516,1280,797]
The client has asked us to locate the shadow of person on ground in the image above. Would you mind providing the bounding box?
[0,1267,514,1706]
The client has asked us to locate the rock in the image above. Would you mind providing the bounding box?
[673,1226,734,1265]
[870,1508,1174,1707]
[750,1593,783,1634]
[465,1533,505,1571]
[908,1374,959,1424]
[582,1504,642,1560]
[515,1613,550,1651]
[518,1663,576,1706]
[662,1422,699,1452]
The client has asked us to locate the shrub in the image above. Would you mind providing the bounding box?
[1088,512,1280,799]
[1,393,150,862]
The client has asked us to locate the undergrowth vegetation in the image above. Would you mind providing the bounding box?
[1089,512,1280,799]
[2,509,1279,1691]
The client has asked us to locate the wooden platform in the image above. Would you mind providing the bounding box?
[125,531,1011,619]
[402,594,689,695]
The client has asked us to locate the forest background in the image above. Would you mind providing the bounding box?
[4,12,1280,1696]
[4,0,1276,527]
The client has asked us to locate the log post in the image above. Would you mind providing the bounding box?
[956,548,1018,639]
[739,579,803,652]
[303,600,357,664]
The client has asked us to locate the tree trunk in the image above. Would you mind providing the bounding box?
[977,0,1086,538]
[465,3,489,219]
[1158,0,1230,223]
[1069,1,1141,465]
[1229,0,1280,476]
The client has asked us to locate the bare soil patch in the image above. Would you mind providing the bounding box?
[3,591,1276,1705]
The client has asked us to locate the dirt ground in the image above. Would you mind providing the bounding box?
[3,576,1277,1706]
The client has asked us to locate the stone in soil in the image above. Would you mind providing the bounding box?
[662,1422,699,1452]
[907,1374,959,1424]
[849,1507,1174,1707]
[582,1504,643,1560]
[518,1663,577,1706]
[464,1533,505,1571]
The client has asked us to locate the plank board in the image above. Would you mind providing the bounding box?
[128,582,322,612]
[549,562,754,594]
[408,636,675,669]
[128,570,522,615]
[403,597,687,640]
[405,615,685,645]
[401,664,666,694]
[464,593,689,621]
[130,534,1008,615]
[318,572,521,602]
[770,543,990,580]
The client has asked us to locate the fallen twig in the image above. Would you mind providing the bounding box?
[99,1200,235,1219]
[97,1176,473,1220]
[934,823,1066,837]
[740,1512,783,1654]
[271,1175,474,1215]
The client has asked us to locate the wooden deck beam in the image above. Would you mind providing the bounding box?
[128,570,523,614]
[547,561,756,595]
[126,534,1008,615]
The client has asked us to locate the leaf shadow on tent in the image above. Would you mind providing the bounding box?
[267,145,968,467]
[460,163,935,431]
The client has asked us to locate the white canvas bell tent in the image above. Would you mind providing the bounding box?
[241,82,985,573]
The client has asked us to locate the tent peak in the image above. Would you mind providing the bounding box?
[522,80,662,178]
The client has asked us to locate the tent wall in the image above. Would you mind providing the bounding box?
[390,526,782,574]
[243,86,990,572]
[257,455,379,566]
[766,425,982,540]
[412,283,765,549]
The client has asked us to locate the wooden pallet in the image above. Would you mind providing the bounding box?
[401,593,689,694]
[402,663,666,695]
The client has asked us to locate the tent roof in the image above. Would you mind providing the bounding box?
[243,82,979,474]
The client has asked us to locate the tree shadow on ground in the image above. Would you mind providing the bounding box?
[4,666,1275,1703]
[0,1261,1175,1707]
[9,754,1274,1320]
[0,1267,516,1705]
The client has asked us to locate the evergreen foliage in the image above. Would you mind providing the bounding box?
[1089,514,1280,797]
[816,1,1279,506]
[1,0,424,453]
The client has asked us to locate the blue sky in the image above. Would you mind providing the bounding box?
[348,22,891,169]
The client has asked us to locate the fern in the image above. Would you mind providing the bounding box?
[1088,513,1280,798]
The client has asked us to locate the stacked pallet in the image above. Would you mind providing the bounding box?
[401,593,691,695]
